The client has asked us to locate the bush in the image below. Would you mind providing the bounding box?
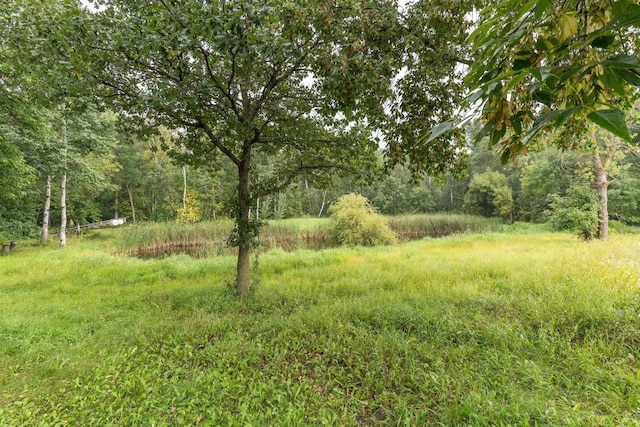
[0,218,39,239]
[328,193,396,246]
[546,184,599,240]
[463,171,513,221]
[175,190,202,223]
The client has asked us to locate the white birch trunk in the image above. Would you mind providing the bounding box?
[126,183,136,223]
[60,172,67,248]
[60,116,68,249]
[318,190,327,218]
[42,175,53,243]
[114,189,119,219]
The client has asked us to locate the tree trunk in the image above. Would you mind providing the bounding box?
[592,150,609,240]
[42,175,52,243]
[114,189,119,219]
[126,183,136,223]
[236,149,252,295]
[182,164,187,211]
[60,116,68,249]
[318,190,327,218]
[212,180,217,220]
[60,172,67,248]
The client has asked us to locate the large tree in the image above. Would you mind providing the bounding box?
[23,0,398,293]
[8,0,481,294]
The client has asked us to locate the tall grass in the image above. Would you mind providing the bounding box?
[388,213,504,240]
[115,220,234,256]
[1,231,640,425]
[117,214,505,257]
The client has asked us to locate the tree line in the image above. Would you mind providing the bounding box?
[1,108,639,238]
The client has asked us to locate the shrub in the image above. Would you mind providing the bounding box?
[463,171,513,221]
[328,193,396,246]
[546,184,599,240]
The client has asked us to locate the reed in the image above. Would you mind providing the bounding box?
[387,213,504,240]
[116,215,505,258]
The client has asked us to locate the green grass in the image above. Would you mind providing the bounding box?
[1,230,640,425]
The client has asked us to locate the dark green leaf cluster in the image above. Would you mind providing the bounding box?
[465,0,640,160]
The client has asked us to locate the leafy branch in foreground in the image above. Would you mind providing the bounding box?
[464,0,640,161]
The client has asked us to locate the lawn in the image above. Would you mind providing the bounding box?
[1,228,640,425]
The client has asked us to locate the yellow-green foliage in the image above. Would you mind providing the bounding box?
[328,193,396,246]
[175,189,202,223]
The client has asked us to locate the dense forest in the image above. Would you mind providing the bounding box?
[1,107,640,240]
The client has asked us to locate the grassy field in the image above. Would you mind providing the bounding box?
[1,226,640,425]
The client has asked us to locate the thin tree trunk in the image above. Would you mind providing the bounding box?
[592,149,610,240]
[318,190,327,218]
[114,189,119,219]
[182,165,187,211]
[42,175,53,243]
[126,183,136,223]
[212,180,217,220]
[60,172,67,248]
[60,116,68,249]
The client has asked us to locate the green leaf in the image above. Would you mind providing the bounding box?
[516,0,539,22]
[510,113,523,133]
[602,55,640,69]
[599,69,626,95]
[479,68,502,83]
[513,59,531,70]
[615,69,640,86]
[467,89,484,105]
[532,91,555,106]
[535,0,550,20]
[559,66,584,84]
[505,71,529,91]
[590,35,616,49]
[489,125,506,148]
[553,107,579,126]
[612,0,640,26]
[587,109,632,142]
[530,66,555,82]
[535,37,553,52]
[473,121,495,144]
[525,109,564,142]
[427,120,454,143]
